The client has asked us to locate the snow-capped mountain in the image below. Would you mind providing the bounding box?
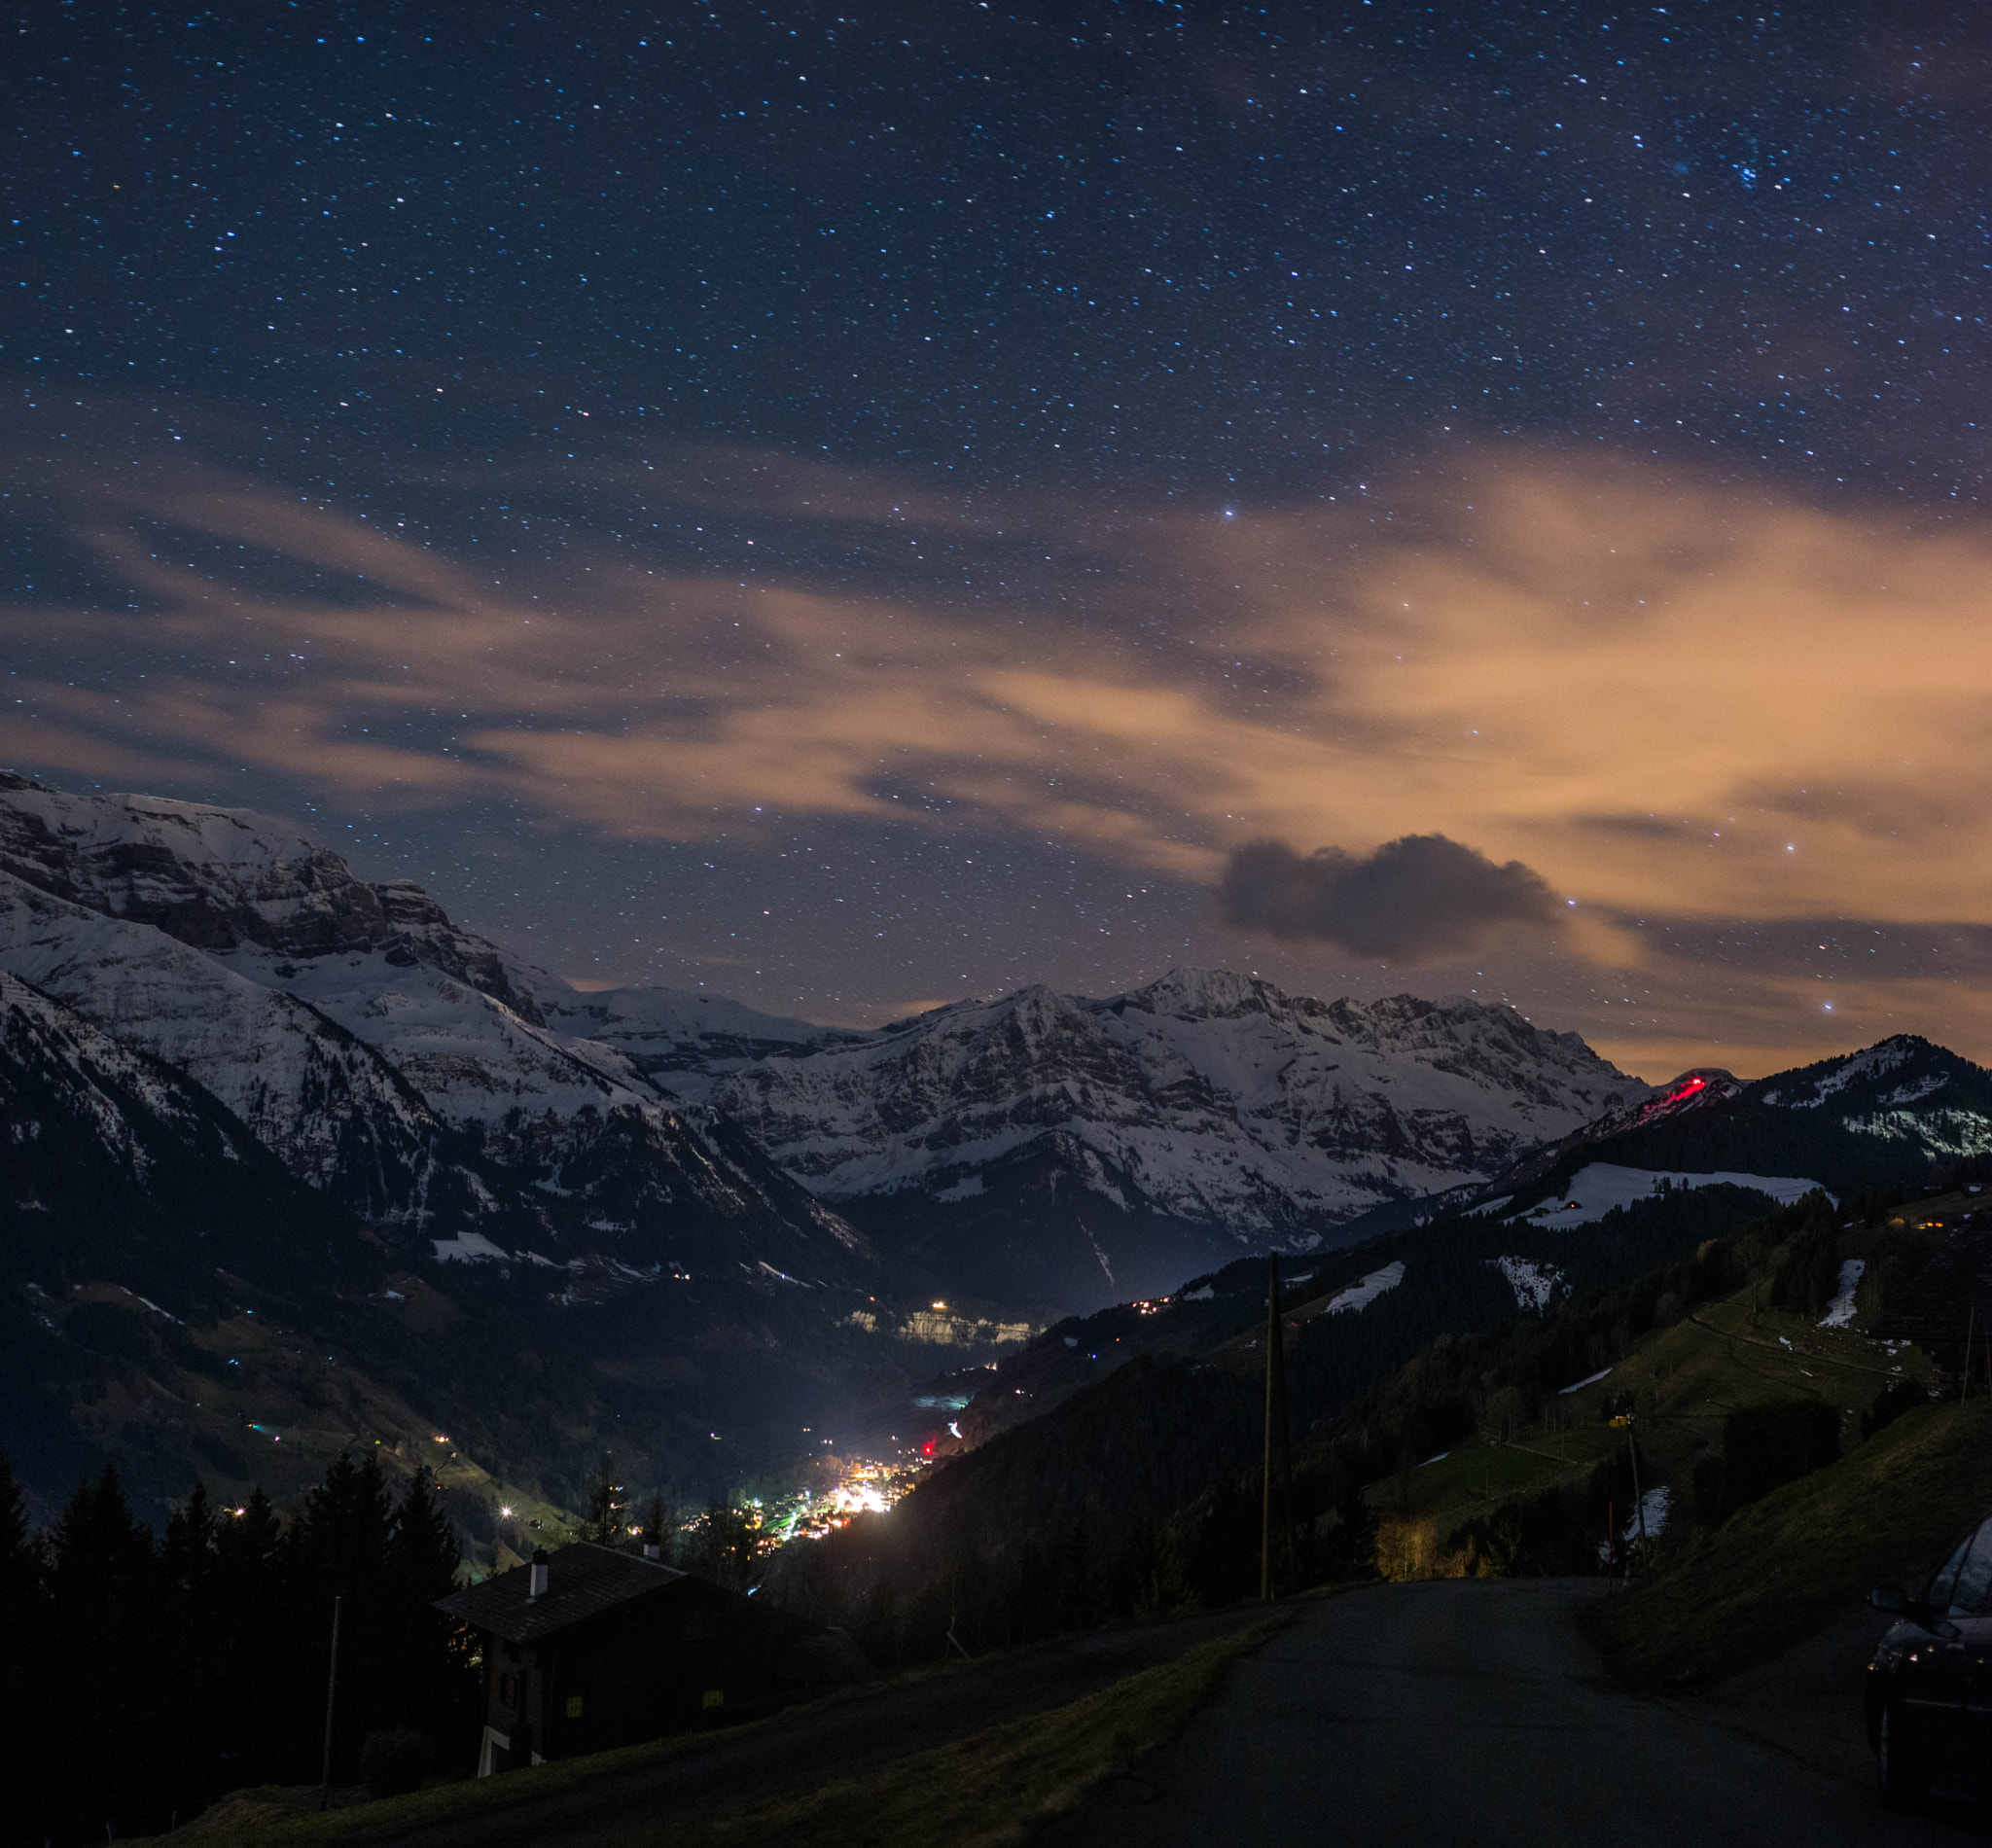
[611,966,1651,1305]
[0,773,870,1288]
[692,967,1649,1225]
[0,778,537,1014]
[0,966,381,1309]
[1467,1034,1992,1215]
[0,773,1662,1311]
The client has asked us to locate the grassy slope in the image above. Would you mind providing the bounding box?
[155,1617,1288,1848]
[1581,1393,1992,1690]
[612,1614,1289,1848]
[1367,1236,1943,1549]
[1352,1198,1992,1691]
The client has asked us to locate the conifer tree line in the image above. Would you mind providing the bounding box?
[0,1449,475,1847]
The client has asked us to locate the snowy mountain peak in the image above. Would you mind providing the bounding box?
[535,981,864,1081]
[1115,966,1283,1022]
[694,964,1654,1273]
[0,773,537,1018]
[1755,1036,1957,1110]
[1609,1067,1744,1130]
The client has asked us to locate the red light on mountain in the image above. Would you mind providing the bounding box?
[921,1440,936,1457]
[1668,1078,1706,1102]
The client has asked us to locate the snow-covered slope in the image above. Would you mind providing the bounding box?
[0,775,538,1016]
[0,774,871,1286]
[0,871,442,1203]
[0,966,385,1308]
[700,966,1652,1245]
[1500,1160,1828,1226]
[0,774,1676,1311]
[535,983,866,1079]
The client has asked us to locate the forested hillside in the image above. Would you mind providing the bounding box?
[762,1180,1874,1661]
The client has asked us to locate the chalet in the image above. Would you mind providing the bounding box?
[437,1543,867,1776]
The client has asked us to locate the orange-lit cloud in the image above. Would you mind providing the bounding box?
[9,427,1992,1069]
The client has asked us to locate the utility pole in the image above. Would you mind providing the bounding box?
[1965,1307,1977,1404]
[1261,1253,1290,1602]
[319,1594,342,1812]
[1610,1413,1648,1581]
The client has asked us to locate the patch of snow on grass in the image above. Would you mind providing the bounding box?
[1324,1261,1405,1315]
[1511,1161,1831,1226]
[1626,1485,1672,1543]
[1559,1367,1611,1395]
[1775,1041,1917,1107]
[1819,1258,1867,1329]
[432,1231,512,1264]
[1839,1109,1992,1155]
[1492,1256,1566,1312]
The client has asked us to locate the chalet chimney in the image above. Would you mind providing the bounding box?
[528,1547,550,1600]
[643,1543,661,1561]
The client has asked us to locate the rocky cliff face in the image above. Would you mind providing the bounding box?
[0,773,537,1014]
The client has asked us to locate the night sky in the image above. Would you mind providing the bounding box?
[6,1,1992,1078]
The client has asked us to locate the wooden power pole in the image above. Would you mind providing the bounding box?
[1261,1253,1291,1601]
[319,1593,342,1811]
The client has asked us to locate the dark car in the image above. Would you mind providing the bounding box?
[1867,1510,1992,1803]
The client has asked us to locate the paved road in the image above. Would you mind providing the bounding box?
[386,1604,1272,1847]
[1043,1580,1991,1848]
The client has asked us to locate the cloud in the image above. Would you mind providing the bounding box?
[1217,834,1559,961]
[18,406,1992,1061]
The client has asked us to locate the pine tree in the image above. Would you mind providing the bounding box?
[390,1467,463,1601]
[383,1468,473,1751]
[287,1451,396,1784]
[689,1502,757,1589]
[47,1468,164,1836]
[160,1481,223,1817]
[210,1486,295,1784]
[585,1464,622,1546]
[0,1453,53,1838]
[640,1490,676,1562]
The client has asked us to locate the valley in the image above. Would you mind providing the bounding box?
[0,773,1680,1532]
[8,772,1992,1599]
[12,772,1992,1844]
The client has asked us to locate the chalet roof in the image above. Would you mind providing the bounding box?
[437,1542,689,1645]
